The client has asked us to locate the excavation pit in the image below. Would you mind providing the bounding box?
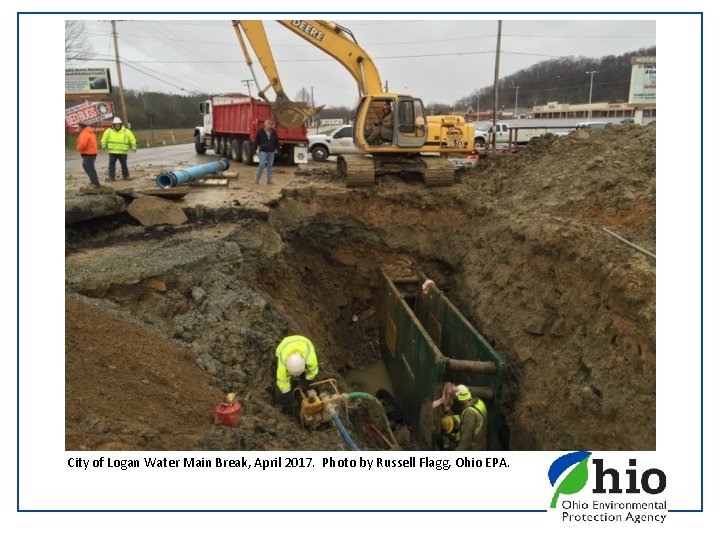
[65,123,656,451]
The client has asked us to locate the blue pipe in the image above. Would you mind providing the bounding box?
[156,158,230,189]
[331,410,359,451]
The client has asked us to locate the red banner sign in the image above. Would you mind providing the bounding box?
[65,101,114,129]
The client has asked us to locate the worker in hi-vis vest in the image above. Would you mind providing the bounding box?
[275,335,319,414]
[100,117,137,180]
[453,384,488,450]
[437,414,462,450]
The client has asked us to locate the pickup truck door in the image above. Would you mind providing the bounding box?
[498,123,509,142]
[331,126,354,154]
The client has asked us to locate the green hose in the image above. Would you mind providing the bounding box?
[345,392,401,450]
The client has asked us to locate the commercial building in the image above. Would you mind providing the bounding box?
[530,101,656,120]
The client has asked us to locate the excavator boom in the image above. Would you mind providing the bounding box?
[274,20,384,96]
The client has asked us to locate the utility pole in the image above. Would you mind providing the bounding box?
[491,20,502,148]
[586,70,598,119]
[241,79,253,97]
[513,86,520,118]
[310,86,315,127]
[111,20,128,125]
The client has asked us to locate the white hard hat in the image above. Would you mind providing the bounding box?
[454,384,472,401]
[112,117,122,124]
[286,353,306,376]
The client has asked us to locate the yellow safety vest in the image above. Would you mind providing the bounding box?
[461,398,488,439]
[275,335,319,393]
[101,127,137,155]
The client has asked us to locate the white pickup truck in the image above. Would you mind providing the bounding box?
[473,122,554,149]
[308,125,357,161]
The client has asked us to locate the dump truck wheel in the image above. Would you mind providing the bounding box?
[241,140,253,165]
[230,139,242,162]
[195,134,206,155]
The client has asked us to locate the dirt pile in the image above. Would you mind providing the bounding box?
[65,122,655,451]
[65,293,218,450]
[460,124,656,449]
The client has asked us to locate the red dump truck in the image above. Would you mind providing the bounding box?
[194,93,308,164]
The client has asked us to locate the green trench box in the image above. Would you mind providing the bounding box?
[378,271,506,450]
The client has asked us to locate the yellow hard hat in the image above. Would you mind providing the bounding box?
[441,415,455,434]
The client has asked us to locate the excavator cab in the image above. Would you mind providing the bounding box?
[354,95,428,152]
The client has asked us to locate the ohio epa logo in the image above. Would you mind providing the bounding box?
[548,451,669,524]
[549,451,593,508]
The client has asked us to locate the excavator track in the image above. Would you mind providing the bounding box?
[338,154,457,188]
[348,154,459,188]
[337,155,377,187]
[420,156,456,187]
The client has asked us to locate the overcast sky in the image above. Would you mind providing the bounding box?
[68,18,655,109]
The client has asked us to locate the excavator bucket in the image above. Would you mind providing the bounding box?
[270,94,325,129]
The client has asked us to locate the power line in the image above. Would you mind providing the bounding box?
[121,61,207,93]
[117,33,214,91]
[122,22,236,86]
[96,48,568,64]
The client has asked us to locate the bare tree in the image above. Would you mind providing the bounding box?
[65,20,94,63]
[294,87,311,104]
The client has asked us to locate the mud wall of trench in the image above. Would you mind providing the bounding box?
[66,179,654,451]
[267,184,656,450]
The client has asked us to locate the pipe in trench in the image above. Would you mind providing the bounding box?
[602,227,656,260]
[156,158,230,189]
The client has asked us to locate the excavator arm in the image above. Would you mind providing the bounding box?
[232,20,324,128]
[233,20,385,128]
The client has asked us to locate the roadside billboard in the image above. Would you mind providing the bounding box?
[65,101,115,131]
[65,68,112,95]
[628,56,656,105]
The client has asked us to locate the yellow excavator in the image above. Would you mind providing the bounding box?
[232,20,475,187]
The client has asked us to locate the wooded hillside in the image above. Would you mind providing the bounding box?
[457,46,656,113]
[76,47,655,129]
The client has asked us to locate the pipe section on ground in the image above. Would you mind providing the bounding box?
[156,158,230,189]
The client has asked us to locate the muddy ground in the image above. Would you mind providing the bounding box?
[65,123,655,451]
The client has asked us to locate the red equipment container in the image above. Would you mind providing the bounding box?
[214,401,242,427]
[195,93,309,164]
[211,94,307,142]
